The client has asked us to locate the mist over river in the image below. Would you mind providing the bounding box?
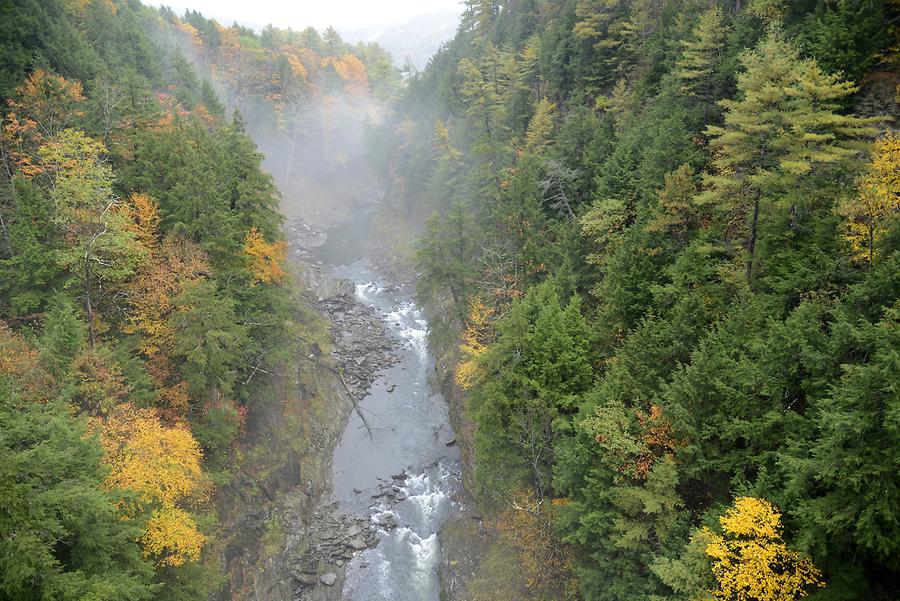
[310,206,462,600]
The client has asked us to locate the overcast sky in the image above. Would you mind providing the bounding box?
[148,0,463,31]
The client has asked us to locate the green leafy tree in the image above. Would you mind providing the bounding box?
[38,128,143,345]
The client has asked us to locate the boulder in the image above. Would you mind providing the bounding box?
[348,537,368,550]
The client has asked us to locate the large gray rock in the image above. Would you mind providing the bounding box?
[291,570,318,585]
[319,572,338,586]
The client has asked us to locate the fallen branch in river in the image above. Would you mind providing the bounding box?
[339,367,373,439]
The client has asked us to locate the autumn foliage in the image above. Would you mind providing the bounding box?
[494,490,578,599]
[124,193,210,360]
[1,70,85,177]
[704,497,824,601]
[836,133,900,265]
[243,226,287,285]
[455,297,496,389]
[93,403,208,566]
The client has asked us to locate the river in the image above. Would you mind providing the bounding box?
[311,207,462,601]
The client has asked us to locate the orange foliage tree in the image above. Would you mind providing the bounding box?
[333,54,369,95]
[0,323,54,402]
[93,403,208,566]
[494,490,578,599]
[122,193,209,415]
[124,194,210,357]
[583,402,682,479]
[1,70,85,178]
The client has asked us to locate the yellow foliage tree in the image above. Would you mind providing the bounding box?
[244,226,287,285]
[93,403,208,566]
[122,192,161,252]
[455,298,495,389]
[141,506,206,567]
[124,193,209,362]
[524,97,556,152]
[836,133,900,265]
[704,497,824,601]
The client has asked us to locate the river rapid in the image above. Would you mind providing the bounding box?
[311,207,462,601]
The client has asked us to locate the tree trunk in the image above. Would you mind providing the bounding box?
[746,189,761,280]
[0,212,11,258]
[85,259,96,347]
[448,280,466,324]
[869,224,874,266]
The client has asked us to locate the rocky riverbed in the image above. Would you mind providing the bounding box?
[220,211,471,601]
[284,218,407,600]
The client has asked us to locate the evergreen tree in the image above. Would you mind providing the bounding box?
[0,178,62,315]
[701,30,878,279]
[38,293,86,377]
[675,6,728,112]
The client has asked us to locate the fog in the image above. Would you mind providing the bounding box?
[148,0,462,34]
[157,23,394,227]
[237,92,388,226]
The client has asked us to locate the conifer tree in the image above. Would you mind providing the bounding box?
[701,30,878,279]
[675,6,728,110]
[38,294,86,377]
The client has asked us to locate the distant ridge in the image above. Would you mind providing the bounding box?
[341,9,461,71]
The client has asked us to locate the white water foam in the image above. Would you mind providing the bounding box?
[396,528,439,572]
[385,303,428,358]
[354,281,384,304]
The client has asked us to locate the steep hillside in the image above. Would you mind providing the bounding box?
[0,1,395,599]
[371,1,899,599]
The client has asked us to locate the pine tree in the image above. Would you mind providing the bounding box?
[416,203,479,322]
[0,178,62,314]
[168,279,248,400]
[701,30,878,279]
[675,6,728,111]
[0,380,155,600]
[38,294,86,377]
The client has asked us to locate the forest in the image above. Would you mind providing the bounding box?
[0,1,397,598]
[371,0,898,600]
[0,0,898,600]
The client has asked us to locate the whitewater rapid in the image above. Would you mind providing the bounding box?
[325,261,461,600]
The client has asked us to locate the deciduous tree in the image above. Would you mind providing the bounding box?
[39,129,143,345]
[704,497,824,601]
[836,133,899,265]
